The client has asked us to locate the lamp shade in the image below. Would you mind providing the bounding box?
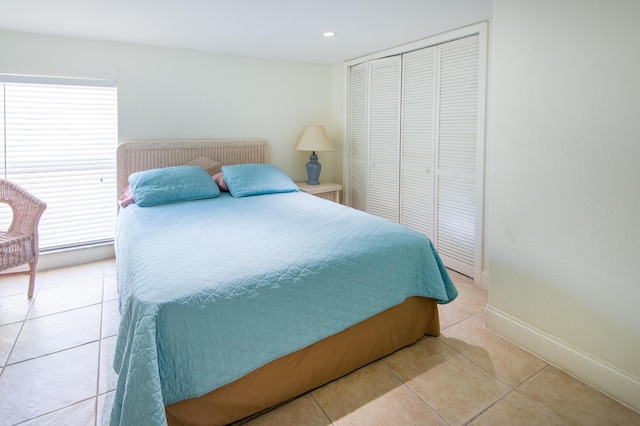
[296,126,334,152]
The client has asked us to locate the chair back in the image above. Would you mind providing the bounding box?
[0,179,47,247]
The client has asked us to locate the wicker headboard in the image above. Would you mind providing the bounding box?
[116,139,270,194]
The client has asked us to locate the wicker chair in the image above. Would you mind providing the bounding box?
[0,179,47,298]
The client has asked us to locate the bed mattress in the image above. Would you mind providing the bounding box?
[165,296,440,425]
[112,191,457,425]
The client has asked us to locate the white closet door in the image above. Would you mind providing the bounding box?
[368,55,401,222]
[435,34,480,277]
[400,46,437,238]
[349,62,368,211]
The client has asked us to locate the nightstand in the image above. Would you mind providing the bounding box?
[296,182,342,203]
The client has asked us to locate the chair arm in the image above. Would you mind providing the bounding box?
[6,186,47,239]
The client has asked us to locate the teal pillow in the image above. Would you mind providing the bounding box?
[129,165,220,207]
[221,164,298,198]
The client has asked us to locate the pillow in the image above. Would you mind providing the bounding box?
[221,164,298,198]
[183,156,222,175]
[212,172,229,192]
[129,165,220,207]
[118,185,135,208]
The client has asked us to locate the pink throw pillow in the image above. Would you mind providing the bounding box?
[118,185,135,208]
[212,172,229,192]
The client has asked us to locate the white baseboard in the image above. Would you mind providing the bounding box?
[485,305,640,413]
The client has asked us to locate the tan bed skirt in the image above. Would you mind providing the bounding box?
[165,296,440,425]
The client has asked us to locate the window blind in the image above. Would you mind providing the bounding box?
[0,76,117,251]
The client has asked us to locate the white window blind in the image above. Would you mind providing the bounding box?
[0,76,117,251]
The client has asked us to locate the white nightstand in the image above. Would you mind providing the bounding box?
[296,182,342,203]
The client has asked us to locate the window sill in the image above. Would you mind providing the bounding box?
[38,243,115,272]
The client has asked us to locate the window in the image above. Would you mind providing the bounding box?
[1,75,117,251]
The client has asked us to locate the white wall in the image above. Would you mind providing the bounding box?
[0,29,337,183]
[0,29,337,269]
[488,0,640,410]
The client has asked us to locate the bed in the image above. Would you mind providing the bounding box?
[112,139,457,426]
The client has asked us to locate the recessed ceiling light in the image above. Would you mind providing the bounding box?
[322,32,336,38]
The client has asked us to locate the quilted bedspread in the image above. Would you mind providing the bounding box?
[111,192,457,425]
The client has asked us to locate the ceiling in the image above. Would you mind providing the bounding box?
[0,0,492,65]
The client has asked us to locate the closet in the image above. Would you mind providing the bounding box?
[347,31,485,280]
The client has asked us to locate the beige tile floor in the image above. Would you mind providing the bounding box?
[0,261,638,425]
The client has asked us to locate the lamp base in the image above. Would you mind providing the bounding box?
[306,152,321,185]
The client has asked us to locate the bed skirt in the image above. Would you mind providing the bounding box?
[165,296,440,425]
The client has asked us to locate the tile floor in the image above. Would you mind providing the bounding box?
[0,261,638,425]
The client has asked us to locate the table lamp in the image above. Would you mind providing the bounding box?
[296,125,334,185]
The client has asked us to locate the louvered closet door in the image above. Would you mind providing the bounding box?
[435,35,480,277]
[368,55,401,222]
[349,62,368,211]
[400,47,437,238]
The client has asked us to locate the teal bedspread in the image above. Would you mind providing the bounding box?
[111,192,457,425]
